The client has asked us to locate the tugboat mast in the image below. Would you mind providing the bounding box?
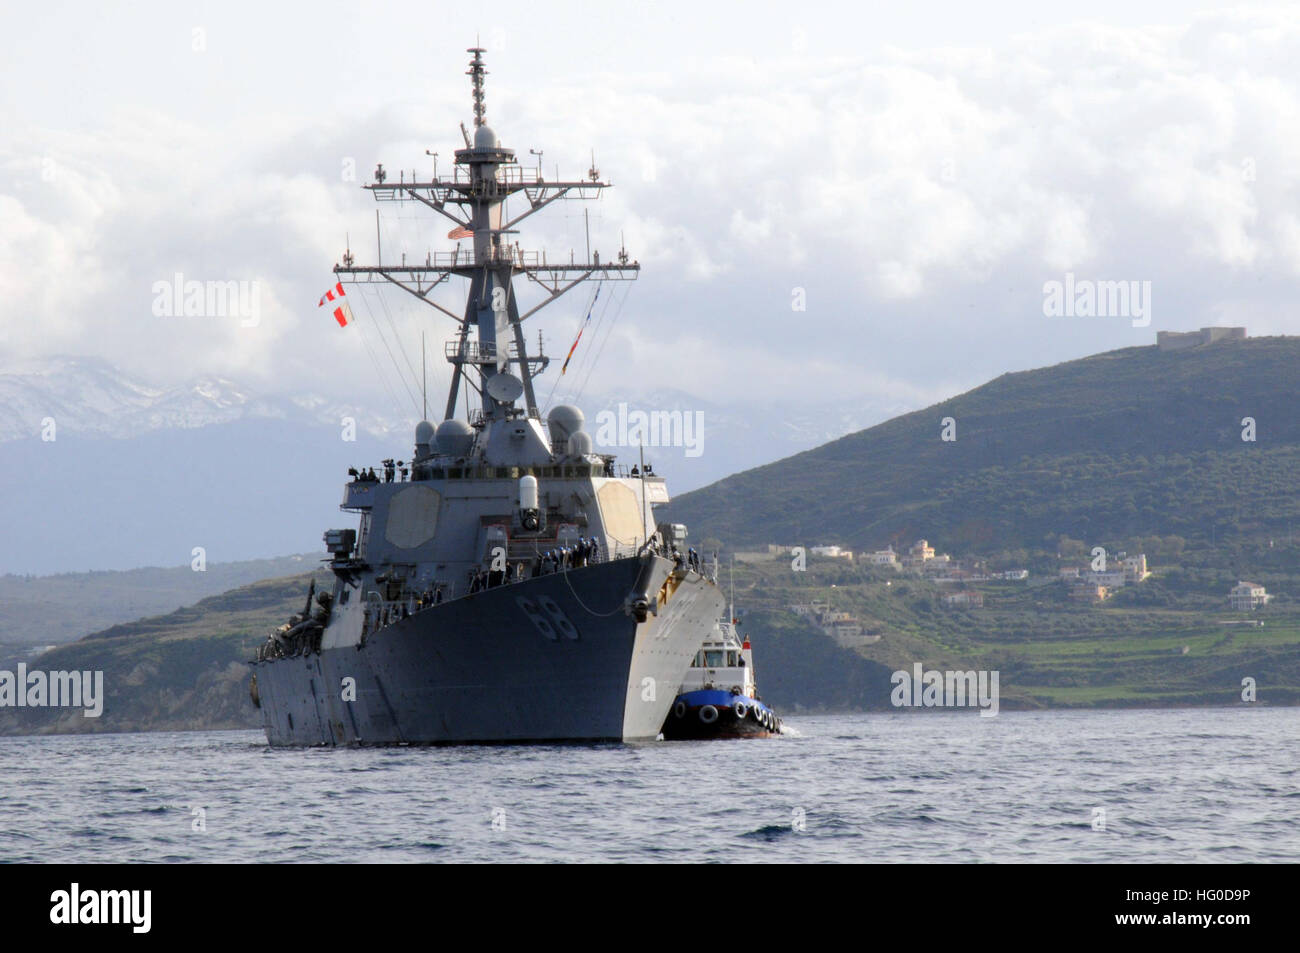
[334,46,639,424]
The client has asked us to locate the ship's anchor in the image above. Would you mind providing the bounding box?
[624,557,663,623]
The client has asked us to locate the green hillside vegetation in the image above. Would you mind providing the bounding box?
[667,338,1300,560]
[665,337,1300,711]
[0,553,324,648]
[726,554,1300,710]
[0,571,329,736]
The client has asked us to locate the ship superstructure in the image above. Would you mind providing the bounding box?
[249,48,724,745]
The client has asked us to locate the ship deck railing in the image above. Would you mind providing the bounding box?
[396,246,558,270]
[359,544,647,634]
[374,165,590,189]
[352,462,665,483]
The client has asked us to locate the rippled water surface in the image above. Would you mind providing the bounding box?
[1,707,1296,862]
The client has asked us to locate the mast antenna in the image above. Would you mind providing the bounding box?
[729,554,735,622]
[467,46,488,128]
[332,42,640,424]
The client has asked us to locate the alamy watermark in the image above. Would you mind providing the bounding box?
[890,663,999,716]
[594,402,704,458]
[0,665,104,717]
[50,884,150,933]
[1042,273,1151,328]
[151,272,261,327]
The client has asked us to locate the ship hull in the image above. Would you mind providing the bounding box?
[252,556,724,746]
[660,689,782,740]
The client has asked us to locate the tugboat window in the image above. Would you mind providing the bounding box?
[704,650,723,667]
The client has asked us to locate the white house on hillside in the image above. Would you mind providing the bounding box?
[1230,581,1270,612]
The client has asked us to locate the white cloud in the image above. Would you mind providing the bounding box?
[3,3,1300,422]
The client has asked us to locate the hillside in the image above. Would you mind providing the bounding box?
[0,572,329,736]
[659,339,1300,712]
[0,554,324,650]
[666,337,1300,560]
[727,556,1300,710]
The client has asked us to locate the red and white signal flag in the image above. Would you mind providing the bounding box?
[447,223,473,240]
[318,281,353,328]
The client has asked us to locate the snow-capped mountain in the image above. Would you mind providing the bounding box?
[0,357,409,443]
[0,357,916,575]
[3,359,906,471]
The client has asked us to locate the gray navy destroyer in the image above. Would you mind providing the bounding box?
[249,48,725,745]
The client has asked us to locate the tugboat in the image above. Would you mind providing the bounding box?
[660,613,782,739]
[248,47,725,746]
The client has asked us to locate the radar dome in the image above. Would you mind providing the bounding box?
[414,420,436,459]
[568,431,593,458]
[435,418,475,457]
[474,125,499,150]
[547,405,585,453]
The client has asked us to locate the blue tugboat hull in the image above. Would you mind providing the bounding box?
[660,688,781,740]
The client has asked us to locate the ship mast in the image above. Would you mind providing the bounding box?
[334,47,639,424]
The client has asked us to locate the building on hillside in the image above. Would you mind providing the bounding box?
[1070,583,1109,603]
[942,591,984,608]
[1230,581,1271,612]
[920,553,952,572]
[1156,326,1246,351]
[1123,554,1150,584]
[993,569,1029,580]
[870,548,899,567]
[1059,567,1081,579]
[1089,569,1128,589]
[810,545,854,561]
[789,602,866,640]
[902,539,944,569]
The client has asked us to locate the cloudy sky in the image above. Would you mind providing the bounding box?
[3,1,1299,435]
